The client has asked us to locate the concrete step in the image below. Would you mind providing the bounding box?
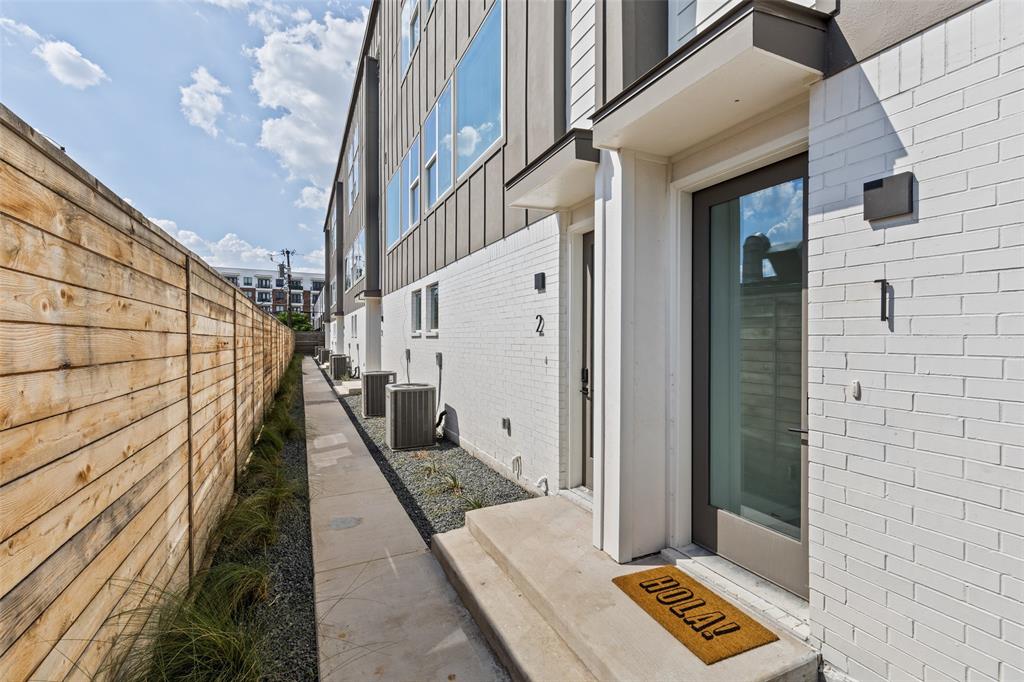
[433,526,596,682]
[331,379,362,396]
[465,496,819,682]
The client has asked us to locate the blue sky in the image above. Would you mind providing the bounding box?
[1,0,369,271]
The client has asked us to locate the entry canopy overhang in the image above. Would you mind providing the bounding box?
[505,128,600,210]
[591,0,830,156]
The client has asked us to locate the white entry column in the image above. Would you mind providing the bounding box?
[593,148,673,562]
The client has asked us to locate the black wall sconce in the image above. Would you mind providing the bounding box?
[534,272,546,292]
[864,172,914,221]
[874,279,889,321]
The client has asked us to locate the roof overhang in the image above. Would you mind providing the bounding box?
[505,129,600,210]
[591,0,829,156]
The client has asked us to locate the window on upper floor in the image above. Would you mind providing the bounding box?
[257,291,271,302]
[330,279,336,307]
[400,0,421,76]
[404,136,420,231]
[386,169,401,248]
[347,125,360,213]
[243,276,252,286]
[245,291,254,300]
[329,204,337,252]
[258,277,271,289]
[424,82,453,209]
[312,280,324,291]
[456,1,502,177]
[411,288,422,334]
[276,278,285,288]
[346,227,366,291]
[290,293,302,304]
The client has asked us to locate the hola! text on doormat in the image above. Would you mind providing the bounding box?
[612,566,778,665]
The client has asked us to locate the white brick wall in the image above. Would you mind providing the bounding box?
[807,2,1023,680]
[381,215,566,490]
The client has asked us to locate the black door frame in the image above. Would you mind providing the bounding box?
[691,152,810,597]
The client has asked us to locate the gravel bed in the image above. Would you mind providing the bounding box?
[257,375,318,681]
[209,370,318,681]
[339,393,533,543]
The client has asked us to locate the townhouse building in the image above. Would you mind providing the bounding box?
[216,265,324,316]
[324,0,1023,679]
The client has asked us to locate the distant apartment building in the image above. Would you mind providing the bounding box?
[324,1,1023,680]
[216,266,324,316]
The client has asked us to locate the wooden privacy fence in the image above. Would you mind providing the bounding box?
[0,104,294,680]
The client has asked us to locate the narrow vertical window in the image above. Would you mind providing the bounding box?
[424,82,453,210]
[406,136,420,230]
[401,0,421,76]
[411,289,422,333]
[387,169,401,247]
[455,2,502,176]
[427,283,439,331]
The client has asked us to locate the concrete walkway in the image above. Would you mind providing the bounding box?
[301,358,507,682]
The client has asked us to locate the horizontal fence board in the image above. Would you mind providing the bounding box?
[0,103,294,680]
[0,268,187,333]
[0,356,187,431]
[0,160,186,288]
[1,214,187,311]
[0,377,187,487]
[0,323,187,375]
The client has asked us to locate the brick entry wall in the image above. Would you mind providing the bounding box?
[381,215,564,490]
[805,1,1023,680]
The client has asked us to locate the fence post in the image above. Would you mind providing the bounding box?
[184,256,195,580]
[232,292,238,491]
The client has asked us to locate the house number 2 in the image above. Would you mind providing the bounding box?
[535,315,545,335]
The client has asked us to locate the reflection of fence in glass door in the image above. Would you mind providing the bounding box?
[709,176,805,541]
[738,281,802,537]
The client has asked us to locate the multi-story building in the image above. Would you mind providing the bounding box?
[324,1,1023,679]
[216,266,324,316]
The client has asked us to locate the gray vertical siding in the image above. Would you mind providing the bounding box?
[346,0,572,295]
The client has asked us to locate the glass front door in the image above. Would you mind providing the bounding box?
[692,154,809,598]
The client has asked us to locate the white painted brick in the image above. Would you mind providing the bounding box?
[918,470,1002,507]
[916,431,1002,462]
[917,355,1003,378]
[888,591,966,641]
[945,10,973,71]
[806,5,1021,678]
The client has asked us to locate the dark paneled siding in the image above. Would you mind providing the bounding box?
[368,0,568,294]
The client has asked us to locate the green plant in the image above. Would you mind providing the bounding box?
[102,584,266,682]
[462,494,486,511]
[217,495,279,551]
[419,460,443,479]
[197,562,271,616]
[275,311,312,331]
[440,471,463,495]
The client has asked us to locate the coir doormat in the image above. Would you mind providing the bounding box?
[612,566,778,665]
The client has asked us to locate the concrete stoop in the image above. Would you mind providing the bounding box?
[432,496,819,682]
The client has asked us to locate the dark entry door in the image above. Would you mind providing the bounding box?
[692,154,809,598]
[582,231,595,489]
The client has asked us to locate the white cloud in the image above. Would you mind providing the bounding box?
[200,0,253,8]
[294,185,329,210]
[180,66,231,137]
[456,122,495,159]
[247,8,366,194]
[0,17,41,41]
[152,218,277,268]
[1,19,109,89]
[299,248,325,269]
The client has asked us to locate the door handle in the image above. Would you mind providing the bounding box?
[787,427,808,434]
